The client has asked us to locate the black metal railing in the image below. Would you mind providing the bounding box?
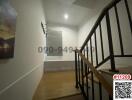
[75,0,132,100]
[75,49,112,100]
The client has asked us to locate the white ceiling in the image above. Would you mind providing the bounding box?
[43,0,107,27]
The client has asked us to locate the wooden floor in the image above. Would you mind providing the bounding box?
[33,70,81,100]
[51,94,84,100]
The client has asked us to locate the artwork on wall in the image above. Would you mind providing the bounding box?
[0,0,17,59]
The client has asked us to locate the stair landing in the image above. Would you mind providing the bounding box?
[33,70,80,100]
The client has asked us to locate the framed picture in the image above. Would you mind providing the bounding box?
[0,0,17,59]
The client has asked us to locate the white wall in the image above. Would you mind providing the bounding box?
[78,0,112,47]
[78,15,98,47]
[0,0,46,100]
[78,0,132,69]
[45,23,78,61]
[109,0,132,67]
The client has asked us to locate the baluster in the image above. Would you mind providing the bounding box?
[85,66,89,100]
[86,44,89,60]
[124,0,132,34]
[87,67,90,100]
[109,95,113,100]
[91,72,95,100]
[84,47,89,100]
[75,51,78,88]
[81,57,84,92]
[90,38,94,100]
[114,4,124,55]
[78,54,80,85]
[99,82,102,100]
[106,12,116,71]
[84,48,87,77]
[99,24,104,60]
[94,31,98,66]
[90,38,93,64]
[86,43,89,76]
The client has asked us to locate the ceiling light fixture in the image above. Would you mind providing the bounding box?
[64,13,69,20]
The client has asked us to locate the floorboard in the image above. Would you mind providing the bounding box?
[33,70,81,100]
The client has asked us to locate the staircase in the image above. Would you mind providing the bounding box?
[74,0,132,100]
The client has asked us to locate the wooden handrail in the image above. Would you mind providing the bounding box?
[80,0,121,51]
[75,49,113,96]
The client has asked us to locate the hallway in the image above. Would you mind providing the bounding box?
[33,70,81,100]
[0,0,132,100]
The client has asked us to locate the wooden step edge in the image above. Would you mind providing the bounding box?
[99,69,118,76]
[49,93,82,100]
[99,67,132,76]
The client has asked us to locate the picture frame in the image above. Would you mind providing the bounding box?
[0,0,17,59]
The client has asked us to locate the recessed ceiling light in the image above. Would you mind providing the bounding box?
[64,13,69,20]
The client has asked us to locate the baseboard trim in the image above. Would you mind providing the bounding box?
[0,63,44,95]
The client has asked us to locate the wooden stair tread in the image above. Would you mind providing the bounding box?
[118,67,132,74]
[51,93,83,100]
[100,67,132,76]
[99,69,117,76]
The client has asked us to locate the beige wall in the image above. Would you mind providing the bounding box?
[0,0,46,100]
